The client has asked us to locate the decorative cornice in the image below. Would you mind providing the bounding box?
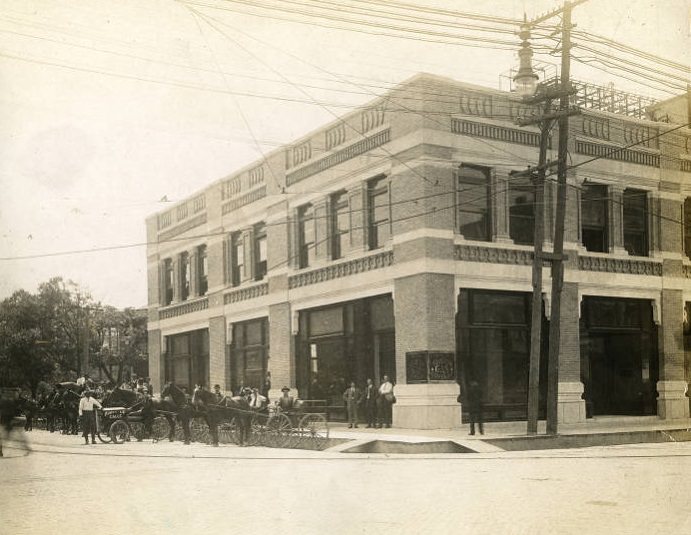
[579,255,662,276]
[454,244,533,265]
[159,297,209,320]
[224,283,269,304]
[157,212,207,242]
[451,118,545,147]
[288,250,394,289]
[222,185,267,215]
[575,139,659,167]
[286,128,391,186]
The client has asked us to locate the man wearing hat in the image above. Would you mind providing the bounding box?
[78,390,102,444]
[213,384,224,403]
[277,387,295,412]
[249,387,267,411]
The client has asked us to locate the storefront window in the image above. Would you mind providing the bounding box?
[231,318,268,393]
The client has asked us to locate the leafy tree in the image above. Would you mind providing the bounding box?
[0,290,57,397]
[0,277,147,394]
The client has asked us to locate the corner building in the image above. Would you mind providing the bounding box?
[146,74,691,428]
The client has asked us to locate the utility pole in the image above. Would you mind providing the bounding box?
[514,0,585,435]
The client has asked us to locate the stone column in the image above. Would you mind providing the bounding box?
[392,269,460,429]
[148,329,164,394]
[208,316,227,392]
[658,289,690,419]
[557,282,586,423]
[268,302,296,400]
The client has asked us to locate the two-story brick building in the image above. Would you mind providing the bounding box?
[146,73,691,428]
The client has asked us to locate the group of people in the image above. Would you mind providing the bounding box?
[341,375,395,429]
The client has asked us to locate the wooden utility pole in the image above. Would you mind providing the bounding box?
[515,0,586,435]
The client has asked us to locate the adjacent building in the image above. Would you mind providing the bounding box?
[146,73,691,428]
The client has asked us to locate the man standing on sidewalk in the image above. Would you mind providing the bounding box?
[377,375,394,428]
[78,390,102,444]
[467,380,484,436]
[343,381,362,428]
[363,378,378,428]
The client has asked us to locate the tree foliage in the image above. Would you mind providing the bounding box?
[0,277,147,393]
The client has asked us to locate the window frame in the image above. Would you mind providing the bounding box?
[179,252,190,301]
[197,244,208,296]
[163,258,174,306]
[367,176,390,250]
[231,232,244,287]
[623,188,649,257]
[298,204,315,269]
[456,164,491,241]
[330,191,349,260]
[508,175,535,246]
[253,223,268,281]
[580,184,609,253]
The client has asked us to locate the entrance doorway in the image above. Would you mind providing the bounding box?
[581,297,658,416]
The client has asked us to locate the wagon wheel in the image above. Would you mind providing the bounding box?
[96,412,112,443]
[151,416,171,443]
[299,413,329,449]
[248,413,268,446]
[130,421,146,442]
[218,417,238,444]
[190,417,210,444]
[266,413,293,448]
[109,419,130,444]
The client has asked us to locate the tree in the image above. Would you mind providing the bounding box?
[91,307,148,385]
[0,290,57,397]
[0,277,148,394]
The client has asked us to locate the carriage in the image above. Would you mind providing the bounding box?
[195,398,330,449]
[94,404,172,444]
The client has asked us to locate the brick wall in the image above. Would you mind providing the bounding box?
[147,329,162,394]
[208,316,227,391]
[558,282,581,383]
[393,272,456,384]
[660,289,685,382]
[268,302,294,389]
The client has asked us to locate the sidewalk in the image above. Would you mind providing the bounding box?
[7,416,691,458]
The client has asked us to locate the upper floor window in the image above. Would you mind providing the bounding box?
[180,252,190,301]
[457,164,490,241]
[231,232,244,287]
[368,176,390,250]
[684,198,691,261]
[197,245,208,296]
[331,192,349,260]
[623,189,648,256]
[509,176,534,245]
[581,184,608,253]
[298,204,315,268]
[254,223,267,281]
[163,258,173,306]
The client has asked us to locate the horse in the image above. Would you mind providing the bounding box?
[159,383,193,445]
[191,388,228,447]
[217,394,252,446]
[58,388,82,435]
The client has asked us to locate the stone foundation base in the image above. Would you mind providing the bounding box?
[557,382,586,424]
[392,383,461,429]
[657,380,690,420]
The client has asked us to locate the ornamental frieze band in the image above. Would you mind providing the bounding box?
[223,283,269,304]
[455,244,534,265]
[579,255,662,276]
[159,297,209,319]
[288,250,394,289]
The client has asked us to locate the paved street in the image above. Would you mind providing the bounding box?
[1,430,690,535]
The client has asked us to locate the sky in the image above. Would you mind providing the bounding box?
[0,0,689,308]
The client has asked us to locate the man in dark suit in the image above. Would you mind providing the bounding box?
[467,380,484,436]
[362,378,378,428]
[342,381,362,428]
